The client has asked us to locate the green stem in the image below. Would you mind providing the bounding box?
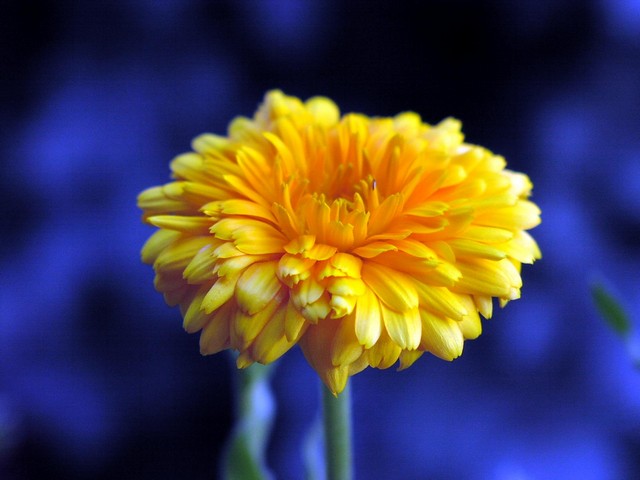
[322,382,353,480]
[223,360,275,480]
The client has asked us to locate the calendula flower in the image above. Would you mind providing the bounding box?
[139,90,541,394]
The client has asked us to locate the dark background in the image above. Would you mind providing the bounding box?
[2,0,640,478]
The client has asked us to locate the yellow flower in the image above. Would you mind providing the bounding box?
[138,90,541,395]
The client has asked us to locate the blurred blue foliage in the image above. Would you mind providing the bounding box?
[1,0,640,478]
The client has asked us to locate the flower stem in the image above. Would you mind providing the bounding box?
[223,359,275,480]
[322,382,353,480]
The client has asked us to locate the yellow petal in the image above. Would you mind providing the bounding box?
[223,174,271,207]
[181,181,229,206]
[473,295,493,319]
[304,243,338,261]
[182,286,212,333]
[299,320,335,369]
[430,240,455,263]
[138,184,192,216]
[299,320,350,395]
[502,170,533,196]
[365,228,413,242]
[394,239,438,259]
[209,217,244,240]
[498,258,523,288]
[249,303,296,364]
[451,146,483,172]
[381,304,421,350]
[263,131,296,175]
[301,294,332,323]
[154,237,211,271]
[235,261,282,315]
[366,332,401,369]
[368,193,404,236]
[329,294,358,318]
[326,221,355,250]
[331,314,363,367]
[291,275,325,309]
[213,242,244,259]
[462,225,513,244]
[202,198,276,223]
[183,244,217,284]
[216,254,268,278]
[191,133,231,155]
[414,283,468,321]
[362,262,419,311]
[235,147,274,199]
[404,201,449,217]
[201,271,241,313]
[232,292,281,350]
[274,118,306,173]
[236,353,254,369]
[439,164,467,188]
[352,241,398,258]
[452,259,513,297]
[305,96,340,126]
[199,302,233,355]
[391,218,447,235]
[323,366,349,396]
[171,153,217,184]
[497,230,542,264]
[272,202,300,239]
[305,197,331,243]
[425,261,463,286]
[148,215,213,234]
[284,300,308,341]
[403,169,447,204]
[283,235,316,255]
[141,230,181,264]
[217,220,286,255]
[326,277,366,297]
[448,238,506,261]
[419,309,463,361]
[475,200,541,230]
[367,251,439,278]
[347,355,369,377]
[277,254,315,286]
[454,192,517,213]
[398,350,424,370]
[455,294,482,340]
[355,288,382,348]
[329,253,363,277]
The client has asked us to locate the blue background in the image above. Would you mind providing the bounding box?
[2,1,640,478]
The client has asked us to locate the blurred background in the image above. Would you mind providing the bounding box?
[1,0,640,478]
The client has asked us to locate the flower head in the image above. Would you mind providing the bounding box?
[139,90,541,394]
